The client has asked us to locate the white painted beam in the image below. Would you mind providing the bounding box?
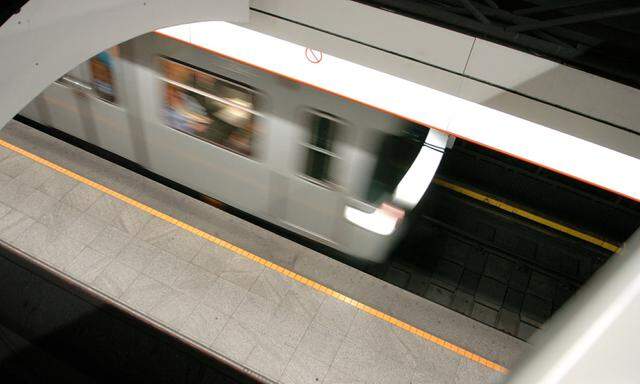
[0,0,247,128]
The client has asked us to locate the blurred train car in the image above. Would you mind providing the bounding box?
[20,32,450,263]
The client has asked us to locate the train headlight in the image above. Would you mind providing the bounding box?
[344,203,404,236]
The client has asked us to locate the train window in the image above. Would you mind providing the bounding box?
[365,125,427,205]
[159,58,258,157]
[89,47,118,103]
[302,112,342,185]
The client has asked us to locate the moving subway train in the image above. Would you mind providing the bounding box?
[20,31,450,263]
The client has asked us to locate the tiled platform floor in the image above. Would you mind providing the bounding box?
[0,120,529,383]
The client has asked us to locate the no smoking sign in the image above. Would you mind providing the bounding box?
[304,48,323,64]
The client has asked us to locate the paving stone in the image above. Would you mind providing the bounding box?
[62,182,103,212]
[471,303,497,327]
[281,352,330,384]
[431,259,463,290]
[201,277,248,316]
[578,257,595,280]
[453,358,503,384]
[527,272,556,299]
[424,283,454,307]
[451,291,474,316]
[465,250,487,274]
[503,288,525,313]
[484,255,514,284]
[444,238,471,266]
[92,260,139,299]
[384,265,411,288]
[178,302,228,346]
[537,248,578,277]
[476,221,496,241]
[494,228,518,253]
[37,171,78,199]
[554,282,577,309]
[497,309,520,336]
[508,264,531,291]
[312,296,357,336]
[406,271,429,296]
[476,276,506,310]
[0,155,32,177]
[515,236,538,259]
[211,317,260,363]
[295,321,344,365]
[517,321,538,340]
[245,340,295,381]
[521,294,552,326]
[458,270,481,294]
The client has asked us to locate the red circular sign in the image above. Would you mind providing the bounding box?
[305,48,323,63]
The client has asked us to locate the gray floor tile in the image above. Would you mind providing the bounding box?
[86,194,128,224]
[0,179,35,210]
[281,351,330,384]
[65,247,113,284]
[245,338,295,381]
[16,189,57,220]
[312,296,357,336]
[118,239,160,272]
[218,252,264,291]
[0,202,12,218]
[143,249,182,286]
[89,225,132,257]
[192,241,235,276]
[201,277,248,316]
[120,274,174,314]
[39,235,87,271]
[322,366,367,384]
[296,321,345,365]
[453,359,505,384]
[13,162,57,188]
[39,201,82,231]
[0,172,12,188]
[0,155,32,178]
[148,289,200,329]
[61,213,107,246]
[171,261,218,299]
[92,260,139,298]
[61,182,103,212]
[0,145,15,162]
[111,204,152,236]
[37,171,78,199]
[13,221,58,258]
[263,291,316,349]
[346,311,414,362]
[332,336,414,384]
[0,208,34,244]
[410,337,464,384]
[233,291,279,334]
[250,267,293,304]
[178,302,228,347]
[288,279,326,319]
[137,217,205,261]
[211,317,261,363]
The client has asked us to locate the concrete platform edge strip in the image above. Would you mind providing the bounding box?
[0,138,509,375]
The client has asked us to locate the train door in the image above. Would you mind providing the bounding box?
[40,47,134,159]
[281,110,348,245]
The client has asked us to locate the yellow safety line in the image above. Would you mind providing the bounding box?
[0,138,508,375]
[433,178,620,253]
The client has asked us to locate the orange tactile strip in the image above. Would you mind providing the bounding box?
[0,138,509,374]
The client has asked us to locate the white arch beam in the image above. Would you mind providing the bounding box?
[0,0,247,128]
